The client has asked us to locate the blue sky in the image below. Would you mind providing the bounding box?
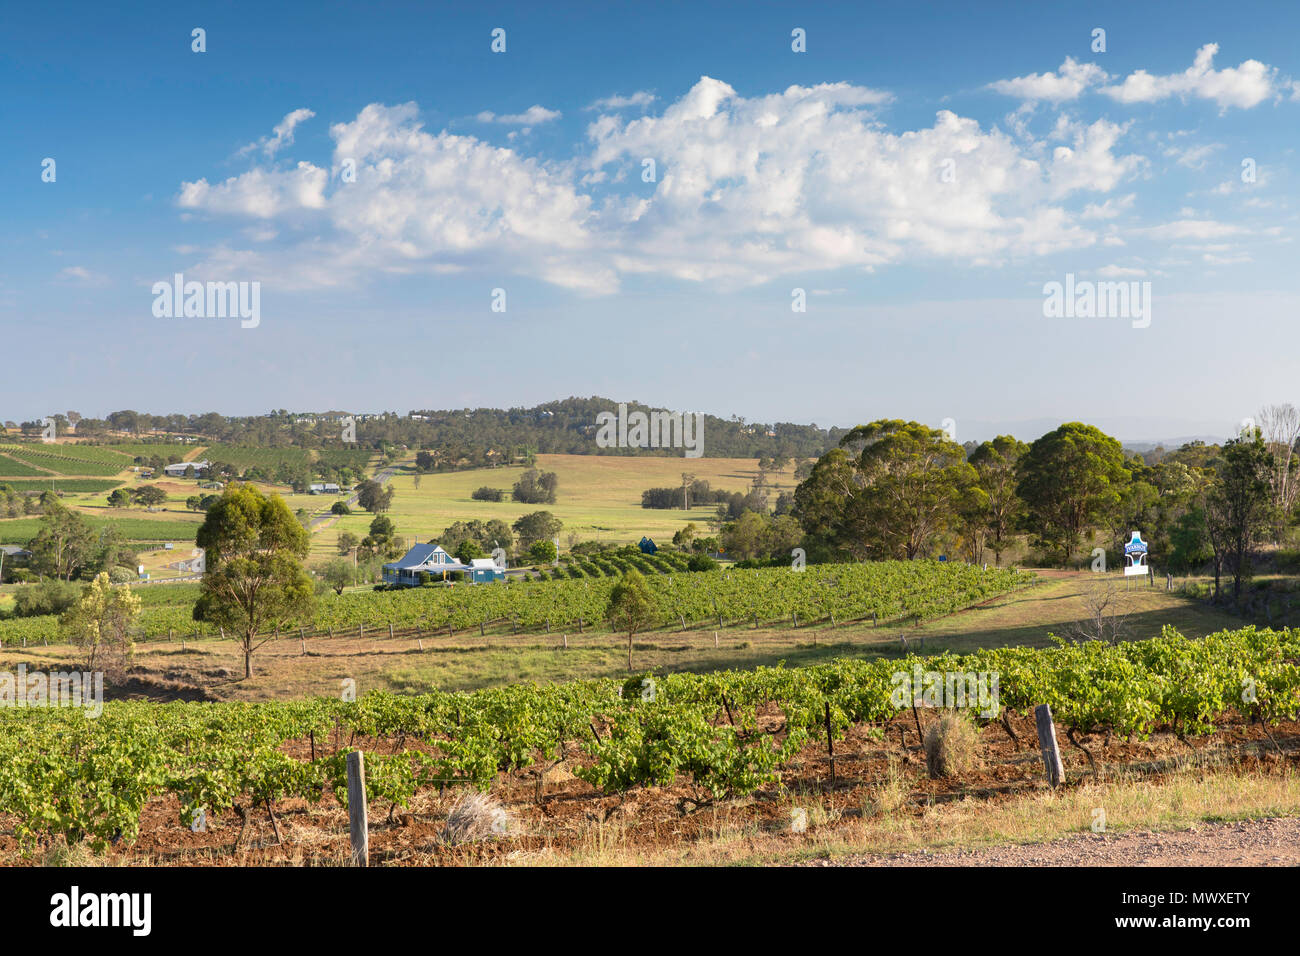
[2,0,1297,441]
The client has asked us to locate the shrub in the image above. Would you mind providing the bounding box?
[471,487,505,502]
[13,579,80,618]
[687,554,719,572]
[923,712,981,779]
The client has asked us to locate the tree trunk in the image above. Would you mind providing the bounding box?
[244,635,254,679]
[627,632,633,672]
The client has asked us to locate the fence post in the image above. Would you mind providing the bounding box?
[346,751,369,867]
[388,623,394,639]
[714,631,719,649]
[1034,704,1064,789]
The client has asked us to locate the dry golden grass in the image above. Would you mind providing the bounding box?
[531,765,1300,867]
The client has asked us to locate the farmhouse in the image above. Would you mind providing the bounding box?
[382,543,504,587]
[0,545,32,561]
[308,482,341,494]
[163,460,209,477]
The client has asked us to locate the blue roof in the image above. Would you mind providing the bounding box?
[382,543,470,572]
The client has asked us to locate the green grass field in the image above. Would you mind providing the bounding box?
[303,453,798,561]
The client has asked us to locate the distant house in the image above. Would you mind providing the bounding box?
[163,460,209,478]
[309,482,341,494]
[382,543,502,587]
[0,544,32,561]
[638,536,658,554]
[198,481,224,490]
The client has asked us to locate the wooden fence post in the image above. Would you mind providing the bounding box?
[346,751,369,867]
[714,631,719,649]
[389,623,394,639]
[1034,704,1064,789]
[563,633,568,650]
[824,702,836,786]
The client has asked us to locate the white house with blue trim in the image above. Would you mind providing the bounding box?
[382,543,504,587]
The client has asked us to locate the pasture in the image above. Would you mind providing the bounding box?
[304,454,799,561]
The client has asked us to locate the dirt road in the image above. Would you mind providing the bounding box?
[806,816,1300,867]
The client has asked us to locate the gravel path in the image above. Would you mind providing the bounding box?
[807,816,1300,867]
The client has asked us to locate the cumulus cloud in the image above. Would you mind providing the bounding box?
[987,57,1108,102]
[173,78,1155,292]
[178,163,328,219]
[1101,44,1280,110]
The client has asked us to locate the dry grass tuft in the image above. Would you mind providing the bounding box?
[924,712,982,779]
[440,791,511,844]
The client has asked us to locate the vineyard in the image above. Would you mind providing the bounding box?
[0,516,200,552]
[0,625,1295,853]
[0,479,121,493]
[0,454,53,477]
[0,444,132,476]
[0,561,1033,646]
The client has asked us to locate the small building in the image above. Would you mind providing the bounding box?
[309,482,341,494]
[163,460,210,478]
[198,481,224,490]
[0,544,33,561]
[467,558,505,583]
[638,536,658,554]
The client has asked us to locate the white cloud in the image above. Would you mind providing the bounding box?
[178,163,328,219]
[173,79,1155,293]
[1081,193,1136,220]
[1097,264,1147,277]
[1101,44,1280,110]
[475,105,561,125]
[237,108,316,158]
[1163,142,1221,169]
[586,91,657,111]
[987,57,1108,102]
[1136,219,1246,241]
[57,266,106,284]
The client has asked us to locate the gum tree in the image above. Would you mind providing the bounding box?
[194,484,314,679]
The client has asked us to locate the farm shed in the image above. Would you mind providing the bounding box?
[163,460,209,477]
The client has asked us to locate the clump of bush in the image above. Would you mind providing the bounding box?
[471,487,505,502]
[923,712,981,779]
[687,554,718,572]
